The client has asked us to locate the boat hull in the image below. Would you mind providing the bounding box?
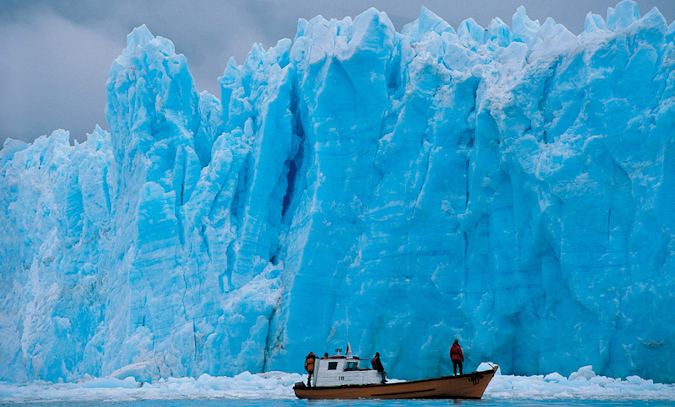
[293,365,498,400]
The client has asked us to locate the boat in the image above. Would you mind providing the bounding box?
[293,350,498,400]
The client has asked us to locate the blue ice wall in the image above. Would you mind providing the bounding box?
[0,1,673,383]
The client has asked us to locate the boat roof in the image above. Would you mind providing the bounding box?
[321,355,360,359]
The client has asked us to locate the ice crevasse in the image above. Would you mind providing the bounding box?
[0,0,673,383]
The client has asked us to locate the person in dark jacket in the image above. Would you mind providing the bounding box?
[304,352,316,386]
[371,352,387,383]
[449,339,464,376]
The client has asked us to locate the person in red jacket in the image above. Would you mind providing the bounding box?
[449,339,464,376]
[304,352,316,386]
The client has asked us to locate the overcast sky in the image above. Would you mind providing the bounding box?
[1,0,673,145]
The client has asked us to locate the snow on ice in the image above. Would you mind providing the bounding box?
[0,0,673,385]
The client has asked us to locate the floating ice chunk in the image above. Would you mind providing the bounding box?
[1,370,673,403]
[626,375,653,385]
[485,371,675,400]
[80,376,139,389]
[569,365,597,381]
[109,361,157,383]
[477,362,502,375]
[544,372,565,383]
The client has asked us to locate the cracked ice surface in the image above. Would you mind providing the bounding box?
[0,0,673,383]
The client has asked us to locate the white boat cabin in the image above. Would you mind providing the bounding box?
[312,355,382,387]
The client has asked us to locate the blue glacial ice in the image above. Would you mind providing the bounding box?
[0,0,673,383]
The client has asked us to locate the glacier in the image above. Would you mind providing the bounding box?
[0,0,673,384]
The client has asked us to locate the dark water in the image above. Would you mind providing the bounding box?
[3,400,673,407]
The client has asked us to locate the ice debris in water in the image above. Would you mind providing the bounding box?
[0,0,673,384]
[0,368,673,403]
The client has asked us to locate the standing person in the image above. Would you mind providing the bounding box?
[449,339,464,376]
[304,352,316,387]
[371,352,387,384]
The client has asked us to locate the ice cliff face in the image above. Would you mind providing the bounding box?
[1,0,673,383]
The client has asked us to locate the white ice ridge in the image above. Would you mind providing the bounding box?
[0,367,673,403]
[1,0,674,384]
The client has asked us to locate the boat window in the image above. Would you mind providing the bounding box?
[345,361,358,370]
[327,362,338,370]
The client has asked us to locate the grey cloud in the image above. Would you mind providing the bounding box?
[0,10,121,143]
[1,0,673,144]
